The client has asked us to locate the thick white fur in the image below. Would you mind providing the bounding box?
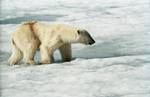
[8,21,79,65]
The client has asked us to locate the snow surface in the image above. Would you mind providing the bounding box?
[0,0,150,97]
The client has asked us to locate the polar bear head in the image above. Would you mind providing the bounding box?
[76,29,95,45]
[57,24,95,45]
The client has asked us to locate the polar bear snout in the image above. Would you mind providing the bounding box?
[88,37,95,45]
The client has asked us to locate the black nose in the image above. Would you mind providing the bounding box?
[89,39,95,45]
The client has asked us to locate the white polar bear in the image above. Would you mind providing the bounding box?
[8,21,95,65]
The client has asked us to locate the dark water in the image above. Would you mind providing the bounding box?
[0,14,65,24]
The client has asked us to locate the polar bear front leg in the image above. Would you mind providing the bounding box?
[40,45,53,64]
[59,44,72,62]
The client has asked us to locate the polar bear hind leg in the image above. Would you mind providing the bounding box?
[59,44,72,62]
[8,39,23,65]
[22,42,38,65]
[23,49,36,65]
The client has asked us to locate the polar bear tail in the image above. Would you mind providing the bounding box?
[8,38,23,65]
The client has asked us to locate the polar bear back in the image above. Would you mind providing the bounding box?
[34,22,79,43]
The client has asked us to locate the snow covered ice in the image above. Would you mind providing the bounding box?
[0,0,150,97]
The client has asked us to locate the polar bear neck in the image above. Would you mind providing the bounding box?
[58,25,79,43]
[33,22,79,44]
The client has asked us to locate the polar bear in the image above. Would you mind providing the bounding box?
[8,21,95,65]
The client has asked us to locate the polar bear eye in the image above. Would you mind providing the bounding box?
[77,30,82,35]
